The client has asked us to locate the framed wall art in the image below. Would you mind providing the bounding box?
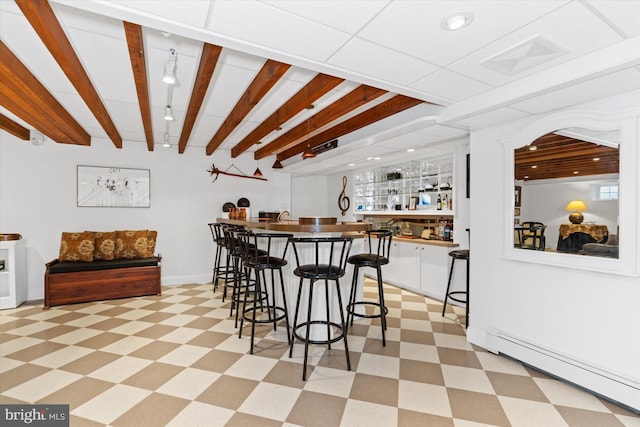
[77,165,150,207]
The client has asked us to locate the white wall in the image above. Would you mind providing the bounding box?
[0,134,291,300]
[468,98,639,409]
[521,177,619,249]
[290,175,329,218]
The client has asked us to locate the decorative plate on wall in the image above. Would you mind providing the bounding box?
[222,202,236,212]
[237,197,250,207]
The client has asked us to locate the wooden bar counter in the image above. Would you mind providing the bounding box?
[217,217,370,340]
[217,217,371,234]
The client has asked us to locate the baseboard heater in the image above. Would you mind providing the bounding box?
[486,328,640,412]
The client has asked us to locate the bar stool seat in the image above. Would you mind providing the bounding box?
[442,249,470,327]
[346,230,392,346]
[287,236,353,381]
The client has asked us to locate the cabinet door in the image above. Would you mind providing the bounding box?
[387,241,420,291]
[419,245,450,301]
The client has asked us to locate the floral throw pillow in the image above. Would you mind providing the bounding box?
[115,230,151,259]
[90,231,116,261]
[59,231,96,262]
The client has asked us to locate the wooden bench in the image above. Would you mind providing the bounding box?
[44,256,161,309]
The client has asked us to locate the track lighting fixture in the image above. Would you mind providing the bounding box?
[163,106,174,121]
[301,104,316,159]
[162,49,177,84]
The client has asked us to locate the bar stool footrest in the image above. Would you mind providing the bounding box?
[347,301,388,319]
[242,305,287,324]
[293,321,346,346]
[445,290,467,305]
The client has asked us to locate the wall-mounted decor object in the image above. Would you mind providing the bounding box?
[338,176,350,216]
[514,185,522,207]
[208,163,267,183]
[77,166,150,207]
[515,207,521,216]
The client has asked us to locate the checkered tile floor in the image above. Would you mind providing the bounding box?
[1,279,637,426]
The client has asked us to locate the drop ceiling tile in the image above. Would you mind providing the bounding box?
[511,68,640,114]
[67,28,138,104]
[416,124,468,139]
[207,0,351,62]
[356,0,570,67]
[456,107,531,130]
[110,0,212,27]
[143,28,207,60]
[262,0,388,34]
[201,62,264,118]
[54,3,127,40]
[328,37,439,86]
[447,1,624,86]
[410,69,494,103]
[586,0,640,37]
[103,100,144,140]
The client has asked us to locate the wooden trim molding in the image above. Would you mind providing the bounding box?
[206,59,291,155]
[0,113,29,140]
[230,73,344,158]
[277,95,424,161]
[124,22,154,151]
[179,43,223,154]
[255,85,387,160]
[16,0,123,148]
[0,41,90,145]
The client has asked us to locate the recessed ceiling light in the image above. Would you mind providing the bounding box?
[528,146,537,151]
[374,157,381,160]
[531,165,537,169]
[367,157,373,160]
[407,148,415,152]
[573,171,579,174]
[593,157,600,161]
[441,12,473,31]
[524,175,529,179]
[348,163,355,167]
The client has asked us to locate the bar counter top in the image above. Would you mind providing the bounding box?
[217,218,372,233]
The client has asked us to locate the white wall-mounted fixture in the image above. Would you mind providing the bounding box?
[30,130,44,146]
[162,48,177,84]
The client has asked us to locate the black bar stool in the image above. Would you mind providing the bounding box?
[287,236,353,381]
[208,223,231,293]
[346,229,392,346]
[442,229,470,327]
[237,231,292,354]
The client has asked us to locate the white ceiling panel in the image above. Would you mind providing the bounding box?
[53,3,127,40]
[356,0,570,67]
[416,124,468,139]
[456,107,531,130]
[586,0,640,37]
[262,0,389,34]
[410,69,494,103]
[448,1,624,87]
[207,0,351,62]
[110,0,212,28]
[511,68,640,115]
[329,37,439,86]
[66,29,138,104]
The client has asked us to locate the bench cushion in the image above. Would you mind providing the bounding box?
[48,257,160,274]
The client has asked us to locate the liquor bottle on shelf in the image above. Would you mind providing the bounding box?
[436,193,442,210]
[444,222,451,240]
[449,195,453,211]
[443,194,448,210]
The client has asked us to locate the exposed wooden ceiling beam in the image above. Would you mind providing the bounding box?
[255,85,387,160]
[205,59,291,155]
[0,41,90,145]
[0,113,30,140]
[123,22,153,151]
[16,0,123,148]
[277,95,424,161]
[178,43,223,154]
[230,73,344,158]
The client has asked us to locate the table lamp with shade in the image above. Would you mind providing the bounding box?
[566,200,587,224]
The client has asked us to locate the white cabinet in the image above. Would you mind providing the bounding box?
[419,245,451,301]
[387,241,421,291]
[0,239,26,309]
